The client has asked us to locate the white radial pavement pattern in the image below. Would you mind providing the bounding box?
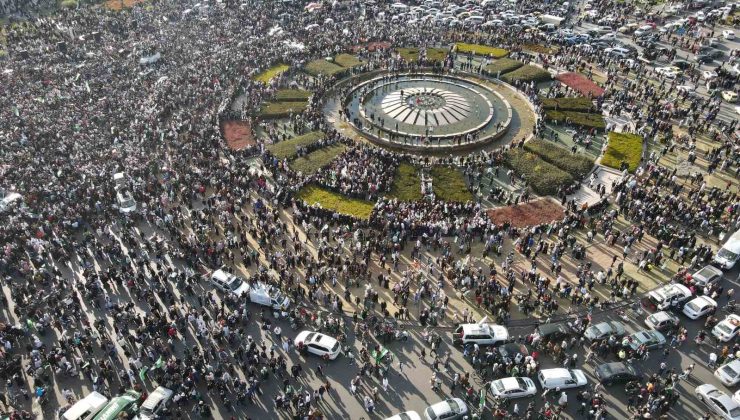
[380,87,471,127]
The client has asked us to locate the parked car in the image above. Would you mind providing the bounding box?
[641,283,692,312]
[209,268,249,297]
[490,377,537,399]
[134,387,173,420]
[627,330,666,350]
[645,311,680,332]
[654,66,680,79]
[690,265,724,288]
[715,360,740,387]
[595,362,642,385]
[583,321,626,341]
[695,384,740,420]
[533,323,570,342]
[723,30,736,40]
[116,190,137,214]
[722,91,739,102]
[537,368,588,390]
[682,296,718,320]
[634,25,654,36]
[294,331,342,360]
[702,70,718,80]
[61,392,109,420]
[713,314,740,342]
[453,317,509,346]
[424,398,468,420]
[497,343,529,362]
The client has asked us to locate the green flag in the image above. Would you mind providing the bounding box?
[479,389,486,410]
[154,356,164,370]
[26,319,35,330]
[138,366,149,382]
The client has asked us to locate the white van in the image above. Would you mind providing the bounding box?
[133,386,172,420]
[537,368,588,390]
[61,392,109,420]
[248,282,291,310]
[715,229,740,270]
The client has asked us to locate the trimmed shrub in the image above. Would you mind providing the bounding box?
[334,53,364,68]
[388,162,423,202]
[505,149,574,196]
[290,144,347,175]
[455,43,509,58]
[602,132,643,173]
[484,58,523,76]
[524,140,595,180]
[254,64,289,84]
[501,65,552,83]
[304,59,345,77]
[296,184,375,220]
[258,101,308,118]
[540,97,594,112]
[267,131,325,160]
[397,47,448,62]
[430,166,473,202]
[61,0,78,8]
[544,110,606,130]
[274,89,312,101]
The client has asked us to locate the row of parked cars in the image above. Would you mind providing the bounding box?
[60,387,172,420]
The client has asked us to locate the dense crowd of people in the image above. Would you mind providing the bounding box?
[0,0,738,419]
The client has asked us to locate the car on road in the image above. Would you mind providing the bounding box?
[605,46,634,58]
[696,384,740,420]
[724,30,736,40]
[641,283,692,312]
[583,321,627,341]
[116,190,137,214]
[713,314,740,342]
[134,386,173,420]
[702,70,718,80]
[645,311,680,332]
[654,66,680,79]
[294,331,342,360]
[715,360,740,387]
[722,91,738,102]
[594,362,642,385]
[497,343,529,362]
[424,398,468,420]
[209,268,250,297]
[634,24,653,37]
[490,377,537,399]
[690,265,724,289]
[682,296,718,320]
[538,368,588,390]
[533,323,570,342]
[627,330,666,351]
[385,412,422,420]
[453,317,510,346]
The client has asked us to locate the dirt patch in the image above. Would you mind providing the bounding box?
[105,0,147,10]
[487,198,565,228]
[222,120,256,151]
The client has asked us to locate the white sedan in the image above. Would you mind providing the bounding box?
[723,30,736,40]
[702,70,718,80]
[490,377,537,399]
[713,314,740,342]
[682,296,717,320]
[722,91,738,102]
[696,384,740,420]
[294,331,341,360]
[716,360,740,387]
[655,67,679,79]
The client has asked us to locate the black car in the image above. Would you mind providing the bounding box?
[533,323,570,342]
[497,343,529,362]
[672,60,691,70]
[595,362,642,385]
[696,50,723,63]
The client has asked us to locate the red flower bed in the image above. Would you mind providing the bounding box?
[487,198,565,228]
[555,72,605,97]
[221,120,256,151]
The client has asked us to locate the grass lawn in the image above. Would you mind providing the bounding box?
[267,131,325,160]
[544,110,605,130]
[334,53,364,68]
[254,64,290,84]
[258,101,308,118]
[274,89,312,101]
[397,47,448,62]
[431,166,473,202]
[602,132,644,172]
[484,58,523,76]
[501,65,552,84]
[388,162,423,202]
[540,97,594,112]
[296,184,375,220]
[455,43,508,58]
[290,144,347,175]
[524,139,594,180]
[304,59,345,77]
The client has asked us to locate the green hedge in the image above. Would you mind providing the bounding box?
[455,43,509,58]
[540,97,594,112]
[397,47,448,62]
[290,144,347,175]
[602,132,643,173]
[544,110,606,130]
[388,162,423,202]
[254,64,289,84]
[505,149,574,196]
[524,140,594,180]
[275,89,311,101]
[266,131,325,160]
[430,166,473,202]
[484,58,523,75]
[334,53,364,68]
[501,65,552,83]
[296,184,375,220]
[304,59,345,77]
[60,0,78,8]
[258,101,309,118]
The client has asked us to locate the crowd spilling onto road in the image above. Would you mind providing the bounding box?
[0,0,739,419]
